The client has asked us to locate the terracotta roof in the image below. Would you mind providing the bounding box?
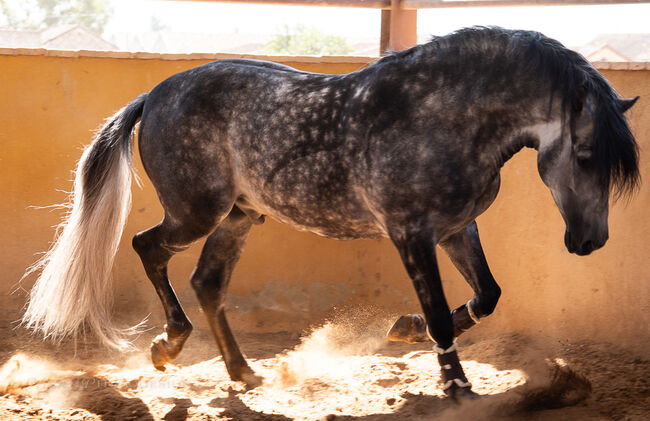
[578,33,650,62]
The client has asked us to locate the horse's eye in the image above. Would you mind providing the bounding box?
[572,98,583,114]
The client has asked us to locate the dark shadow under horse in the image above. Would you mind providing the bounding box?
[22,27,639,399]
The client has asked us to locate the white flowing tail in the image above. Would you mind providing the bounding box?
[22,94,148,350]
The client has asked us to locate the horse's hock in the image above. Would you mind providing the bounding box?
[1,51,649,361]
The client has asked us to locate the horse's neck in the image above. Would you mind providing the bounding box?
[493,117,564,171]
[371,50,565,173]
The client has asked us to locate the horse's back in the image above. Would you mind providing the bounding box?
[137,59,385,239]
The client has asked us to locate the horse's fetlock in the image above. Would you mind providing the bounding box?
[477,286,501,317]
[452,304,477,336]
[166,319,193,338]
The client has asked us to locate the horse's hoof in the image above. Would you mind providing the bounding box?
[241,371,264,390]
[151,332,178,369]
[445,384,479,402]
[387,314,429,344]
[230,365,263,389]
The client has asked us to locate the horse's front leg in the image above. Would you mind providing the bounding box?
[441,221,501,335]
[390,227,475,399]
[387,221,501,342]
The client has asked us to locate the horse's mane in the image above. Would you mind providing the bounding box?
[380,26,640,198]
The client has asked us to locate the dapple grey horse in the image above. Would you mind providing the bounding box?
[23,27,639,398]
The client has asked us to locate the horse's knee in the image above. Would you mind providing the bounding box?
[476,285,501,317]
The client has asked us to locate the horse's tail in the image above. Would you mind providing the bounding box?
[22,93,149,350]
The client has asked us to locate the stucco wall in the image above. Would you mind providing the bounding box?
[1,52,648,357]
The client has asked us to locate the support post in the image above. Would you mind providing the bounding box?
[380,0,417,55]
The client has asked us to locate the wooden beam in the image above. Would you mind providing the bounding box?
[161,0,391,8]
[162,0,650,8]
[388,0,417,51]
[380,1,418,54]
[380,9,391,54]
[404,0,650,8]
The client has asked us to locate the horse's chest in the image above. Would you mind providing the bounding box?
[440,174,501,235]
[472,174,501,217]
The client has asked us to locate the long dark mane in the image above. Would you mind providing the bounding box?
[521,27,641,199]
[383,27,640,198]
[586,75,640,199]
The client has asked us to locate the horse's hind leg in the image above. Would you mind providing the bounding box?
[439,221,501,336]
[133,217,220,369]
[189,206,261,386]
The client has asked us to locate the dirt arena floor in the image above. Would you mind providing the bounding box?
[1,307,649,421]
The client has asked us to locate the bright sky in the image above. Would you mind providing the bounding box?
[105,1,650,49]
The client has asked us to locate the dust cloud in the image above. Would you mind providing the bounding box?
[1,307,646,420]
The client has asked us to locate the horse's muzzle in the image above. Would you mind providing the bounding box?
[564,230,608,256]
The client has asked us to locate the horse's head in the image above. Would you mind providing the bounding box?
[537,90,639,256]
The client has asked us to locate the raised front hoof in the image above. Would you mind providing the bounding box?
[386,314,430,344]
[229,365,263,390]
[445,384,479,402]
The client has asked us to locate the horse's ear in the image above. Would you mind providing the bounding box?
[618,96,639,113]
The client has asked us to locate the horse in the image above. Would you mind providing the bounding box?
[22,27,639,399]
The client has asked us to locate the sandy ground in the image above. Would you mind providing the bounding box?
[1,309,649,421]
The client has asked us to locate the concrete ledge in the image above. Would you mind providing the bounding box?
[591,61,650,70]
[0,47,376,64]
[1,48,648,70]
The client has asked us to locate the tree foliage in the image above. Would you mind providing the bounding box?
[0,0,112,34]
[266,25,353,56]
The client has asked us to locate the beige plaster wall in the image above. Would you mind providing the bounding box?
[1,52,648,356]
